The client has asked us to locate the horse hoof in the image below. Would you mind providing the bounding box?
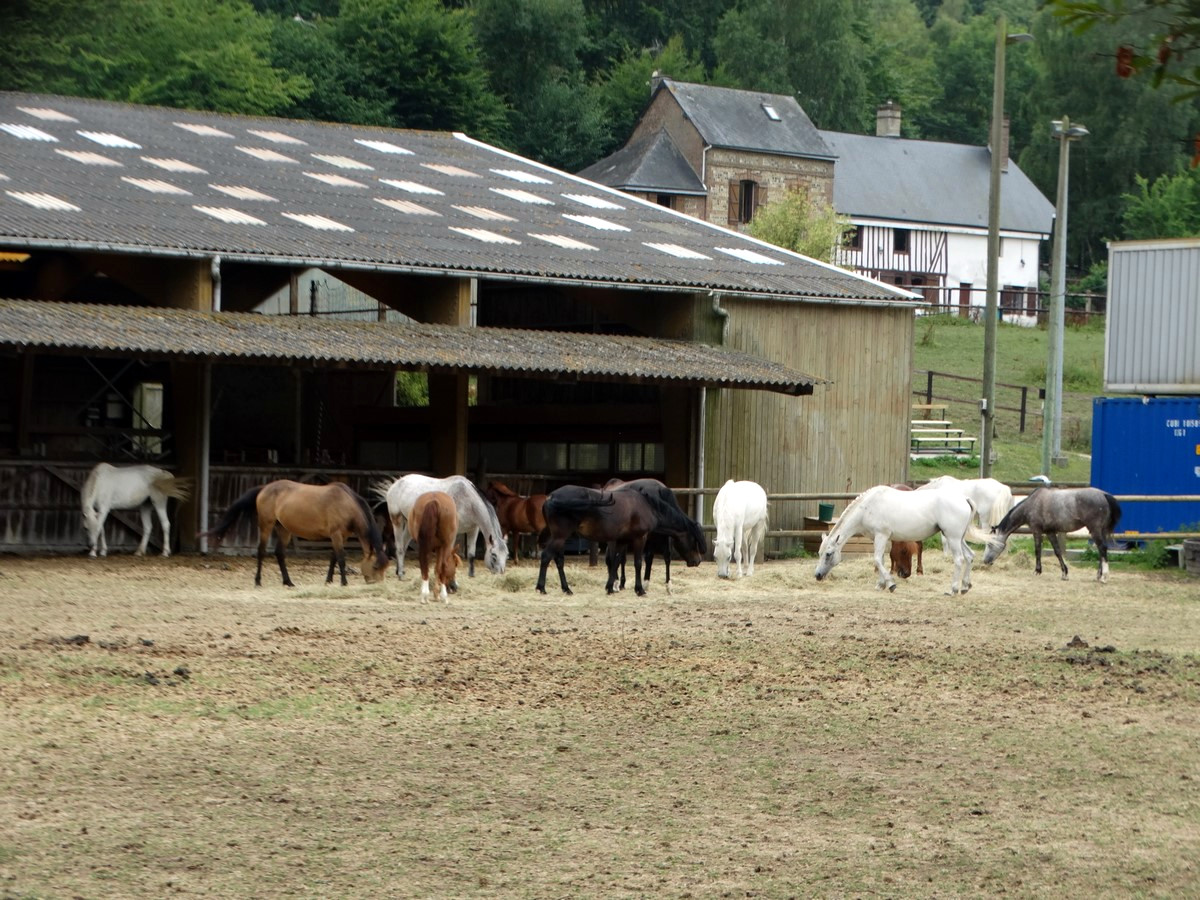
[562,588,573,596]
[887,583,897,593]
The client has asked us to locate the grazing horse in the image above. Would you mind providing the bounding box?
[374,474,508,581]
[982,486,1122,583]
[412,491,461,602]
[537,485,666,596]
[603,478,707,592]
[887,483,922,578]
[484,480,547,561]
[814,484,984,595]
[917,476,1014,530]
[713,479,769,579]
[205,480,389,587]
[81,462,191,558]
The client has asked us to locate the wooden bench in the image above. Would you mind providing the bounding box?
[911,434,977,454]
[911,419,952,428]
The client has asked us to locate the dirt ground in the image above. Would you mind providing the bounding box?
[1,546,1198,898]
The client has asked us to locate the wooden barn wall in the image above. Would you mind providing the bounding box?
[702,301,913,529]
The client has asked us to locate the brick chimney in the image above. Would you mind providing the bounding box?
[651,70,667,97]
[989,116,1011,173]
[875,101,901,137]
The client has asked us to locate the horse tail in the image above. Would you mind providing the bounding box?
[371,477,397,505]
[1104,491,1122,538]
[204,484,263,548]
[152,472,192,502]
[962,499,992,545]
[989,484,1015,528]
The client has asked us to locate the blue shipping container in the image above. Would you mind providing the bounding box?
[1091,396,1200,534]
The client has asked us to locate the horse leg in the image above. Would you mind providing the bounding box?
[956,533,972,594]
[255,534,268,586]
[733,521,744,578]
[915,541,924,575]
[96,506,110,557]
[606,544,622,594]
[1047,531,1070,580]
[1032,531,1045,576]
[274,525,294,587]
[394,518,409,579]
[464,532,475,578]
[1087,528,1110,583]
[154,498,172,558]
[631,537,647,597]
[946,538,964,595]
[874,534,895,591]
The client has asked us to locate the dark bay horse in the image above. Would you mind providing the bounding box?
[603,478,707,592]
[205,480,390,586]
[413,490,461,602]
[484,480,548,561]
[537,485,661,596]
[982,486,1122,583]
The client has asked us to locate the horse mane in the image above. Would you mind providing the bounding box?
[338,484,387,560]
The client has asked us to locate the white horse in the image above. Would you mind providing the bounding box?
[374,474,508,580]
[813,484,985,595]
[81,462,191,558]
[917,475,1014,530]
[712,479,768,579]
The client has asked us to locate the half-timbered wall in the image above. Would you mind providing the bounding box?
[840,224,947,281]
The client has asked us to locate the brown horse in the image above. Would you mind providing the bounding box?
[888,483,923,578]
[413,490,461,602]
[205,480,390,587]
[484,480,547,561]
[538,485,661,596]
[603,477,706,591]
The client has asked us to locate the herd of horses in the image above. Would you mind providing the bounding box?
[80,462,1124,596]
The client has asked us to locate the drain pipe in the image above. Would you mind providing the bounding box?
[710,290,730,343]
[695,385,706,525]
[199,255,220,553]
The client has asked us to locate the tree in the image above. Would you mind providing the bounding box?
[746,188,850,264]
[712,0,871,131]
[0,0,309,115]
[1120,167,1200,238]
[1050,0,1200,97]
[276,0,508,141]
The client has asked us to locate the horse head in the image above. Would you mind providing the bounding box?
[362,547,389,584]
[484,534,508,575]
[714,538,733,578]
[814,531,844,581]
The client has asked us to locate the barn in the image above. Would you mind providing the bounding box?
[0,92,919,554]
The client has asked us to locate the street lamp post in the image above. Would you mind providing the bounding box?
[1041,116,1088,476]
[980,16,1032,477]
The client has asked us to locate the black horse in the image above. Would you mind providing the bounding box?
[537,485,663,596]
[603,478,707,591]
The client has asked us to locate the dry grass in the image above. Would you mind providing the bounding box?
[1,550,1198,898]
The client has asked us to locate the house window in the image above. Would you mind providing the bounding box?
[893,228,910,253]
[739,179,757,223]
[656,193,675,210]
[847,227,861,250]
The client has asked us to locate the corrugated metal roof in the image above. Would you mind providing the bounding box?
[663,81,834,160]
[0,92,913,305]
[0,299,826,395]
[818,130,1053,235]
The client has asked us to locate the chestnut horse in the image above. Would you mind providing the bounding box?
[888,484,923,578]
[205,480,390,587]
[412,490,461,602]
[484,480,547,561]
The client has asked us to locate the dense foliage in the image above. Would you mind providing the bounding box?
[4,0,1200,274]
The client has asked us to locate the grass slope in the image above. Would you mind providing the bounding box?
[910,315,1105,485]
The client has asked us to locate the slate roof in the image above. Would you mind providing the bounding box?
[577,130,705,195]
[661,80,834,160]
[0,299,825,395]
[818,130,1054,235]
[0,92,911,305]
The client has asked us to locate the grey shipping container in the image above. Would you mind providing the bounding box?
[1105,238,1200,394]
[1091,396,1200,533]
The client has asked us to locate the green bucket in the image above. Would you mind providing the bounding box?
[818,502,834,522]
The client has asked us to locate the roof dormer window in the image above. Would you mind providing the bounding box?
[761,103,781,121]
